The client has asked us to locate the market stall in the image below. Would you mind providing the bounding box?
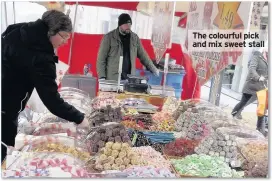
[2,89,268,178]
[1,1,268,179]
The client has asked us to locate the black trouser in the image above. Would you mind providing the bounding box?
[1,113,18,163]
[231,93,252,117]
[257,116,266,136]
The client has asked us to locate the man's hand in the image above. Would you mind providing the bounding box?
[259,76,265,82]
[78,118,90,128]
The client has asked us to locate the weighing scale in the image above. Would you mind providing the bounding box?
[98,79,125,92]
[124,75,149,93]
[148,85,175,97]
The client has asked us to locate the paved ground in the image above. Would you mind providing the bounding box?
[200,85,257,129]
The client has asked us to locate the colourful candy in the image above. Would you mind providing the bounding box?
[131,146,171,170]
[171,154,244,178]
[123,166,175,178]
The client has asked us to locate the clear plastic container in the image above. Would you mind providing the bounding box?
[6,152,88,178]
[216,127,265,140]
[91,97,121,110]
[22,135,90,159]
[15,134,89,154]
[172,99,226,121]
[59,87,89,96]
[58,87,92,113]
[21,122,77,137]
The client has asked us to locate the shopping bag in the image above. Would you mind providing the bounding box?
[256,88,268,117]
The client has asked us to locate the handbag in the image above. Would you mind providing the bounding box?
[256,88,268,117]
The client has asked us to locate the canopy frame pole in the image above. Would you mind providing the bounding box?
[68,1,79,70]
[4,2,8,28]
[13,2,16,23]
[168,1,176,49]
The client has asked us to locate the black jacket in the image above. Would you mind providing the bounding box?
[1,19,84,124]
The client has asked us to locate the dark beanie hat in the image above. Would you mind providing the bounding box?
[118,13,132,26]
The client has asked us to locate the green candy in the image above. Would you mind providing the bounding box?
[171,154,244,178]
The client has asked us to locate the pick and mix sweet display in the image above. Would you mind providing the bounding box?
[3,89,268,178]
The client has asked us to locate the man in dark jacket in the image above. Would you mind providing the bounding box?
[1,10,89,162]
[97,13,159,80]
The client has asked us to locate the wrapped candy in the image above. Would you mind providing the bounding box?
[216,127,265,140]
[105,142,114,148]
[123,108,139,116]
[91,97,121,110]
[121,120,143,130]
[164,138,200,157]
[128,131,168,154]
[86,105,123,127]
[112,143,122,150]
[195,130,238,164]
[37,113,60,123]
[121,98,147,107]
[94,142,143,171]
[114,158,123,165]
[154,119,175,132]
[174,111,212,140]
[122,114,153,130]
[162,97,180,114]
[237,139,268,177]
[131,146,171,170]
[171,154,244,178]
[6,152,89,178]
[2,169,50,178]
[15,134,76,150]
[122,166,176,178]
[172,99,226,122]
[111,150,119,158]
[83,124,131,153]
[29,123,77,137]
[118,151,126,159]
[29,143,90,162]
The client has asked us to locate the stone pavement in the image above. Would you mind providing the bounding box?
[200,85,258,129]
[222,107,257,129]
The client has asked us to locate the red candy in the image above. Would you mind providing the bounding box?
[164,138,200,157]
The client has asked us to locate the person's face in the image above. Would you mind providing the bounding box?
[120,23,132,34]
[50,31,71,48]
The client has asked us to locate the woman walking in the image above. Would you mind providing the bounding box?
[231,47,268,133]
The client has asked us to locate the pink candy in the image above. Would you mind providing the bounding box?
[61,159,67,166]
[20,157,88,178]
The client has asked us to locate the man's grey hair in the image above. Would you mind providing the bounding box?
[41,10,72,36]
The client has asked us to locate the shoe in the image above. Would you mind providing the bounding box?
[233,114,242,120]
[235,114,243,120]
[233,116,240,121]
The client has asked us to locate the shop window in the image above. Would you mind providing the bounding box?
[222,64,235,89]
